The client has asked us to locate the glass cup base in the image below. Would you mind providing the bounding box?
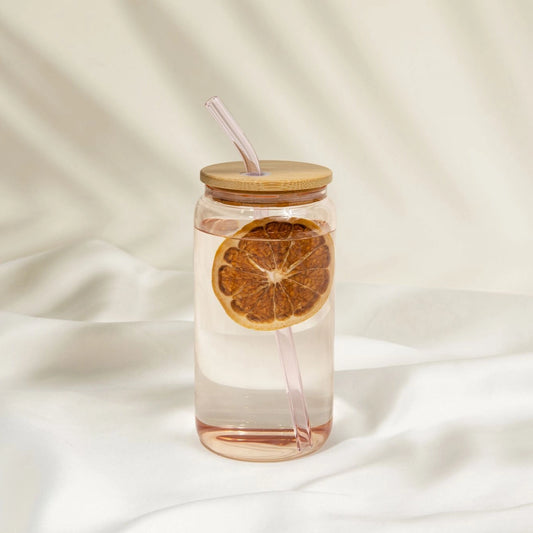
[196,418,332,462]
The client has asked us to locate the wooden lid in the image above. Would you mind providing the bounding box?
[200,160,332,192]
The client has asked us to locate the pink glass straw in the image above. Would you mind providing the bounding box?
[205,96,312,451]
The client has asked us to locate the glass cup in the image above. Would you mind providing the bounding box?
[194,160,335,461]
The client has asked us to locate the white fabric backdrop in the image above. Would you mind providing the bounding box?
[0,0,532,292]
[1,241,533,532]
[1,1,532,532]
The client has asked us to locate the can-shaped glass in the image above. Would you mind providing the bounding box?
[194,160,335,461]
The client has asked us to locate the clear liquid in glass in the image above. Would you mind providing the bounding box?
[194,221,334,461]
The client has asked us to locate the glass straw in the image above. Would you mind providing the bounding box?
[205,96,312,451]
[205,96,262,176]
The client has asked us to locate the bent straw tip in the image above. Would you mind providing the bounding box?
[204,95,219,108]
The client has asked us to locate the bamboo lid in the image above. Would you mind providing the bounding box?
[200,160,332,192]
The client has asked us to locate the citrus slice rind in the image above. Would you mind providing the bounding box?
[212,217,334,331]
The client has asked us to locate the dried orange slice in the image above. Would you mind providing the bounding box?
[212,217,334,330]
